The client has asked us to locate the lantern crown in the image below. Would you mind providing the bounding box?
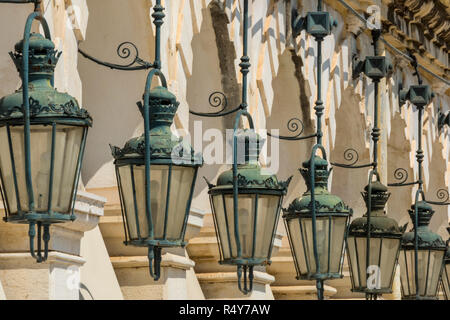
[0,33,91,126]
[361,181,391,215]
[11,33,61,79]
[213,130,290,191]
[348,181,403,237]
[111,86,201,165]
[402,201,446,250]
[286,156,352,215]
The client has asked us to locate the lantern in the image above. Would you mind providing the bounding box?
[207,129,290,293]
[346,181,404,295]
[0,32,91,261]
[284,156,352,281]
[441,227,449,300]
[398,201,446,299]
[111,84,201,280]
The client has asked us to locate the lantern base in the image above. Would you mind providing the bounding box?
[401,295,439,300]
[351,287,393,294]
[296,272,344,281]
[219,257,269,266]
[124,239,188,248]
[4,211,75,224]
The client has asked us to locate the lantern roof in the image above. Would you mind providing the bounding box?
[285,156,352,215]
[147,85,177,103]
[402,201,446,250]
[14,32,55,53]
[0,33,91,126]
[209,130,291,192]
[111,86,201,165]
[348,181,404,237]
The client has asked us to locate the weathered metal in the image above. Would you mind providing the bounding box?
[0,13,91,263]
[111,70,202,281]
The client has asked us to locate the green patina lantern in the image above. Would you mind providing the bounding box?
[207,129,291,294]
[398,201,446,300]
[111,83,202,280]
[441,227,449,300]
[284,156,352,281]
[0,32,91,262]
[347,181,404,294]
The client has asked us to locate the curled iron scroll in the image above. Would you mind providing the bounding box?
[78,41,153,71]
[331,148,373,169]
[189,91,243,117]
[267,118,317,141]
[387,168,418,187]
[427,189,450,206]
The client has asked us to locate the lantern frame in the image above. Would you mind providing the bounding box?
[111,69,202,280]
[0,10,91,262]
[283,149,353,282]
[442,230,449,300]
[206,113,290,294]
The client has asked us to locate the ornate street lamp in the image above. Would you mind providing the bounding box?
[284,156,352,283]
[272,1,353,300]
[388,53,448,300]
[0,2,91,262]
[346,181,403,296]
[330,30,404,299]
[111,74,201,280]
[398,202,446,299]
[187,0,291,294]
[441,227,450,300]
[207,129,290,294]
[80,1,202,280]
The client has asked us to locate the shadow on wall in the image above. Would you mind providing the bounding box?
[425,131,448,237]
[387,112,413,229]
[0,5,36,99]
[78,0,154,189]
[330,86,370,218]
[266,50,315,208]
[187,6,229,213]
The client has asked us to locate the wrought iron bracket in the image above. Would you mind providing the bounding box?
[267,117,317,141]
[387,167,419,187]
[78,42,154,71]
[292,10,337,39]
[330,148,374,169]
[188,91,244,117]
[426,189,450,206]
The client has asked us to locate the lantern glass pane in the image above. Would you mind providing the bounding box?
[443,263,449,300]
[254,195,281,259]
[399,249,444,298]
[286,218,308,275]
[117,164,195,242]
[287,216,347,276]
[347,236,400,290]
[224,194,255,258]
[0,125,83,214]
[287,216,347,277]
[211,193,281,262]
[165,166,195,239]
[211,194,232,259]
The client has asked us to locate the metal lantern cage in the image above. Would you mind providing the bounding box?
[284,155,352,282]
[0,11,91,262]
[207,127,290,294]
[111,71,202,280]
[441,227,450,300]
[399,202,446,299]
